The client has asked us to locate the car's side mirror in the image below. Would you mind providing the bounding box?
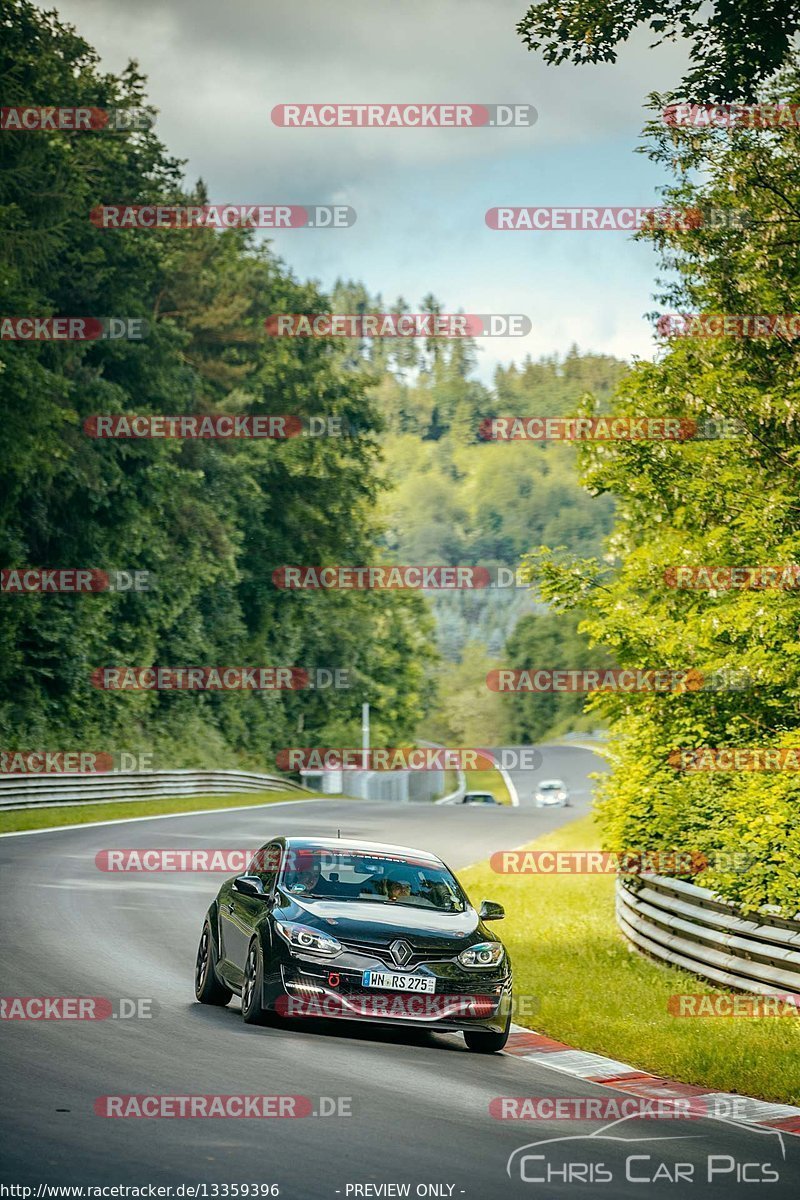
[233,874,267,898]
[478,900,505,921]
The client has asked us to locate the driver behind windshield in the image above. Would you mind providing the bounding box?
[284,854,322,894]
[386,878,412,903]
[283,853,361,898]
[281,852,465,910]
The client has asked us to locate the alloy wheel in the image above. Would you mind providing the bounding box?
[243,944,257,1013]
[195,927,209,990]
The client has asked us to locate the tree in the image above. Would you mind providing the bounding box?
[0,0,435,766]
[525,69,800,912]
[501,609,610,743]
[428,642,508,746]
[516,0,800,102]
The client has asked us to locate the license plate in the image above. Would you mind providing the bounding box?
[362,971,435,993]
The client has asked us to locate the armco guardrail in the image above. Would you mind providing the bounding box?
[616,874,800,996]
[0,770,308,811]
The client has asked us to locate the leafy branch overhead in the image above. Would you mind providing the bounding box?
[516,0,800,101]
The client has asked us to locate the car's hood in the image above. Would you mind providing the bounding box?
[282,897,479,941]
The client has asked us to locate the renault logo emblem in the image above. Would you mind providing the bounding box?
[390,939,413,967]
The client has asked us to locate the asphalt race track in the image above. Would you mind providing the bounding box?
[1,744,796,1198]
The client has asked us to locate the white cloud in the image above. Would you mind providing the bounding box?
[47,0,690,373]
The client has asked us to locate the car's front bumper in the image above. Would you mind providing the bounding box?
[267,950,512,1034]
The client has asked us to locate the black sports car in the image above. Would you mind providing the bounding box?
[195,836,513,1052]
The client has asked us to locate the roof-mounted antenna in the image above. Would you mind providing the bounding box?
[337,828,341,839]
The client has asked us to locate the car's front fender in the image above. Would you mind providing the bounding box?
[203,899,223,958]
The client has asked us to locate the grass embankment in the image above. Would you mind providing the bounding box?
[460,813,799,1105]
[0,789,329,834]
[463,767,512,805]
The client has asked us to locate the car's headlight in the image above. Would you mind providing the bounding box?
[458,942,505,969]
[275,920,342,956]
[557,791,566,800]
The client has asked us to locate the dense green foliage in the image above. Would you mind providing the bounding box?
[373,350,625,661]
[0,1,621,766]
[516,0,799,102]
[528,70,800,912]
[501,609,611,743]
[0,0,434,766]
[369,346,623,745]
[325,281,625,743]
[425,641,508,747]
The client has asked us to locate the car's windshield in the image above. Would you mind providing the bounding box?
[540,782,563,791]
[280,849,467,912]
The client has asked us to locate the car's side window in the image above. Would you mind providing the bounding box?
[247,842,281,893]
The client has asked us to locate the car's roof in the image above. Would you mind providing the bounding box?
[538,779,566,787]
[282,836,442,863]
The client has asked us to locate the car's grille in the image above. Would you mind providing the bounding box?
[338,939,456,968]
[285,966,500,999]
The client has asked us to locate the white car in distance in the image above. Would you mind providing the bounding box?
[533,779,570,807]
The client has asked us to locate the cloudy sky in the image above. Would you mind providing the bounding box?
[50,0,690,380]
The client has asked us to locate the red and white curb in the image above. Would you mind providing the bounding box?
[503,1026,800,1136]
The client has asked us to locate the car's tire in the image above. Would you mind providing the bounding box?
[242,937,268,1025]
[195,920,232,1006]
[463,1015,510,1054]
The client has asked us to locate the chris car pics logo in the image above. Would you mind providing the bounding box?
[506,1115,786,1184]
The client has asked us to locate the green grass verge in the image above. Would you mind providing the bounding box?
[463,767,512,805]
[459,813,800,1105]
[0,789,328,834]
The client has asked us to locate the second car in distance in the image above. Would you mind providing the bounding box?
[533,779,571,807]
